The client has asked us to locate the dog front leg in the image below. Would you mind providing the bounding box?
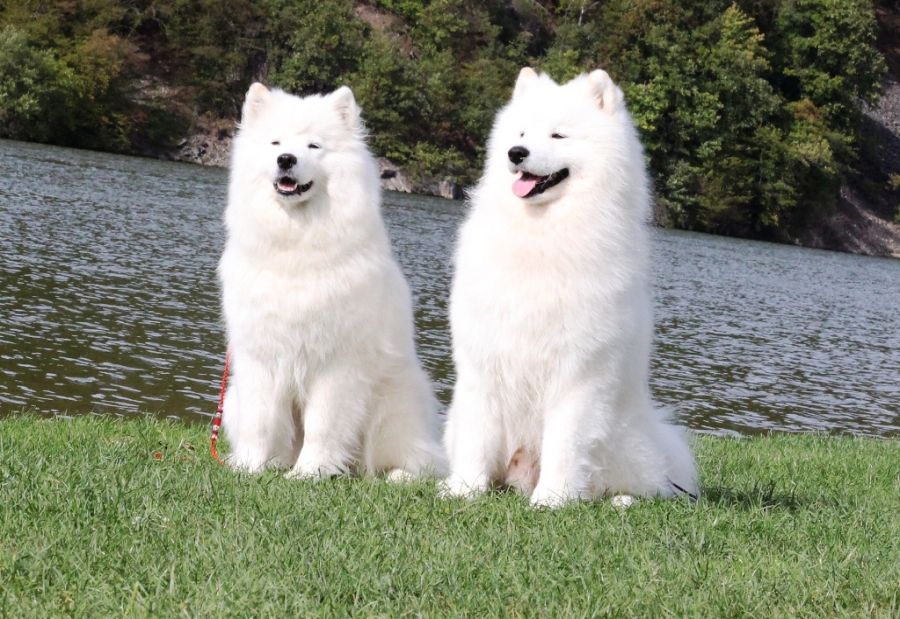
[440,376,504,498]
[224,352,295,472]
[531,384,607,508]
[287,369,368,480]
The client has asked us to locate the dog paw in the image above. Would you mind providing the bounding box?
[385,468,417,483]
[530,484,578,509]
[438,475,488,500]
[225,451,269,474]
[285,460,343,481]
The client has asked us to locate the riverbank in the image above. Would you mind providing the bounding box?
[1,416,897,616]
[168,86,900,257]
[168,115,465,200]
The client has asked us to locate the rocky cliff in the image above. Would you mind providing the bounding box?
[798,76,900,258]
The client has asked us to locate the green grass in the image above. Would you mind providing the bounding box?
[1,416,897,617]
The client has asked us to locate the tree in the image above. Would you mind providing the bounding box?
[771,0,884,135]
[262,0,365,96]
[0,25,75,142]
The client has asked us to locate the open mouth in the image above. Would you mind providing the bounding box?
[275,176,313,196]
[512,168,569,199]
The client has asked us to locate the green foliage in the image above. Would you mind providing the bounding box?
[772,0,885,132]
[0,4,187,152]
[0,23,144,150]
[163,0,264,115]
[595,4,790,234]
[541,0,884,239]
[348,32,420,164]
[0,0,889,241]
[353,0,526,181]
[0,26,74,142]
[263,0,365,97]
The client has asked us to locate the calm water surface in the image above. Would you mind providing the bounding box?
[1,140,898,436]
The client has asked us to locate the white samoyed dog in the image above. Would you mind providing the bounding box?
[443,68,698,507]
[219,83,446,479]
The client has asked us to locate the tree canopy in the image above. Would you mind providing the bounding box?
[0,0,888,241]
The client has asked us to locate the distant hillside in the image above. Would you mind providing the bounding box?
[1,0,897,255]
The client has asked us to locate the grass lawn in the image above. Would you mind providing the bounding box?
[0,415,897,617]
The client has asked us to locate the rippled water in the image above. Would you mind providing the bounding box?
[1,139,898,436]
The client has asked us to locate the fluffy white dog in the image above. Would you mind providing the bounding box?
[219,83,446,479]
[443,68,698,507]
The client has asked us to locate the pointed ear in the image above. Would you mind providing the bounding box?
[512,67,539,100]
[587,69,623,115]
[241,82,270,125]
[329,86,361,129]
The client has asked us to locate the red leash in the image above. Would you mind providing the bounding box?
[210,349,231,464]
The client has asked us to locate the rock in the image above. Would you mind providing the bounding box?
[377,158,413,193]
[438,179,465,200]
[168,117,234,168]
[375,158,465,199]
[799,75,900,257]
[416,176,465,200]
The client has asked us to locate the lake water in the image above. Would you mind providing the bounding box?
[1,139,898,436]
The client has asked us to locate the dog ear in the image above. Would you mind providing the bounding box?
[329,86,361,130]
[587,70,623,114]
[512,67,539,100]
[241,82,270,125]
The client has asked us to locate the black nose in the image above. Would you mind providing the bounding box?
[508,146,529,165]
[277,153,297,170]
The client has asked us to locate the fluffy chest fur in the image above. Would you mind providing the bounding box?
[220,241,388,363]
[451,199,647,378]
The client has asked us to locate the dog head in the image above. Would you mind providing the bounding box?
[487,67,630,207]
[232,83,364,207]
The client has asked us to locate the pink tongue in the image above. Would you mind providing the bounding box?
[512,175,537,198]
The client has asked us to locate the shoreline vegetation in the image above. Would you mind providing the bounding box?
[1,414,897,615]
[1,1,899,256]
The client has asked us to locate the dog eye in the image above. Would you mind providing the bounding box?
[551,133,566,139]
[308,143,321,149]
[271,140,280,146]
[519,131,524,138]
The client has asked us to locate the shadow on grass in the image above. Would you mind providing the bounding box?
[702,481,803,511]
